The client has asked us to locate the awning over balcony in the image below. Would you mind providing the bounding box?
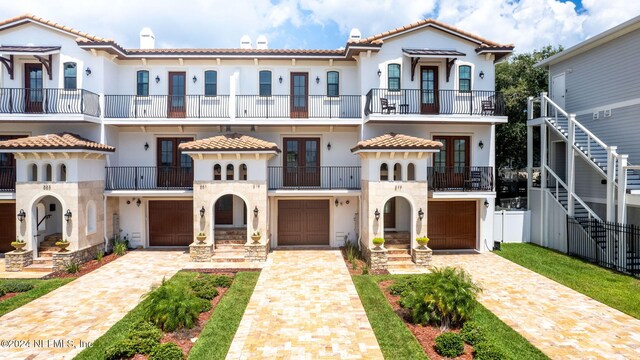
[402,48,466,82]
[0,45,61,80]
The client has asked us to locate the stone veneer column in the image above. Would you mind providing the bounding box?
[189,243,213,262]
[363,247,388,270]
[411,247,433,267]
[5,250,33,272]
[244,241,270,262]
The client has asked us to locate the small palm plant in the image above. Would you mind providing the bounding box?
[141,280,209,332]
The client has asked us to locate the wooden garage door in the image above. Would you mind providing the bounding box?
[428,201,476,250]
[0,203,15,253]
[278,200,329,245]
[149,200,193,246]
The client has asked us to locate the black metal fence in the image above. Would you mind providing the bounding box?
[567,216,640,275]
[427,166,494,191]
[105,166,193,190]
[104,95,230,118]
[365,89,505,116]
[0,88,101,117]
[268,166,360,189]
[236,95,361,118]
[0,166,15,191]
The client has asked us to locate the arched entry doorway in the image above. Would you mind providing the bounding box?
[383,196,412,252]
[31,195,64,256]
[213,194,248,246]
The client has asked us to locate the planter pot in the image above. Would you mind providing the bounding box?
[251,235,261,244]
[11,242,26,251]
[416,241,429,249]
[196,236,207,244]
[55,242,70,252]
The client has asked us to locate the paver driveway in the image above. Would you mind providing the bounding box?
[0,250,188,359]
[226,249,383,359]
[432,252,640,360]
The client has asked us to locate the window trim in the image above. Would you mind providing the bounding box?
[63,62,77,90]
[457,64,472,93]
[387,63,401,91]
[204,70,218,97]
[137,70,150,97]
[326,71,339,97]
[259,70,272,97]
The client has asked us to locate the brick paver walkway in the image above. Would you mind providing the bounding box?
[226,249,383,359]
[0,250,188,359]
[432,252,640,360]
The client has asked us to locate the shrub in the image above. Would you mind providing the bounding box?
[388,276,424,296]
[362,263,369,275]
[192,283,218,300]
[104,339,138,360]
[473,341,506,360]
[400,267,481,329]
[64,260,81,274]
[130,320,163,342]
[96,250,104,263]
[434,332,464,358]
[460,321,486,345]
[141,282,206,332]
[189,274,231,300]
[345,240,359,263]
[0,281,35,293]
[113,242,127,256]
[150,342,184,360]
[372,237,385,246]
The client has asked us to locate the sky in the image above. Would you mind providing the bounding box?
[0,0,639,53]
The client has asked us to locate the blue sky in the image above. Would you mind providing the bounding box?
[0,0,638,52]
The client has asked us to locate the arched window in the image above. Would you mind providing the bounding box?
[380,163,388,181]
[63,62,77,90]
[137,70,149,96]
[388,64,401,91]
[45,164,53,182]
[407,163,415,181]
[259,70,272,97]
[226,164,235,180]
[393,163,402,181]
[213,164,222,181]
[86,201,97,234]
[204,70,217,96]
[327,71,339,97]
[37,203,46,231]
[30,164,38,181]
[239,164,247,180]
[58,164,67,182]
[459,65,471,93]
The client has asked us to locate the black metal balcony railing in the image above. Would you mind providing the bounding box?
[237,95,361,118]
[104,95,230,118]
[365,89,505,116]
[0,166,16,192]
[268,166,361,190]
[0,88,100,117]
[427,166,494,191]
[105,166,193,190]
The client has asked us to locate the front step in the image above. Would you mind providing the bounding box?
[387,253,412,262]
[211,254,245,262]
[215,239,246,245]
[37,250,58,257]
[386,260,417,270]
[32,257,53,266]
[23,264,53,272]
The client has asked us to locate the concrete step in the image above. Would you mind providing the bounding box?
[32,257,53,265]
[215,239,246,245]
[37,249,58,256]
[388,253,412,262]
[386,260,416,270]
[211,254,245,262]
[215,244,245,250]
[386,244,410,250]
[38,247,60,253]
[386,248,411,255]
[23,264,53,272]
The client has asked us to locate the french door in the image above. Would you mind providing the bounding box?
[283,137,320,187]
[24,64,43,113]
[168,72,186,118]
[420,66,439,114]
[290,72,308,118]
[157,137,193,188]
[432,136,470,190]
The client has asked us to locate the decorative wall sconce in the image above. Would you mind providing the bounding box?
[155,75,160,83]
[64,209,72,222]
[418,208,424,220]
[192,75,197,83]
[479,140,484,149]
[200,206,205,218]
[374,208,380,221]
[315,76,320,84]
[136,199,142,207]
[279,76,283,84]
[85,67,91,76]
[17,209,26,223]
[377,69,382,77]
[335,198,339,207]
[484,199,490,208]
[479,71,485,79]
[144,142,149,151]
[253,206,259,217]
[327,142,332,151]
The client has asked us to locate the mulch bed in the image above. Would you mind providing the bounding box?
[340,247,389,275]
[0,292,19,302]
[378,280,474,360]
[45,252,122,279]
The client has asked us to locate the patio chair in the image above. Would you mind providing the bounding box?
[481,96,495,115]
[380,98,396,114]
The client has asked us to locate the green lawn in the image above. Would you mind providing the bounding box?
[495,243,640,319]
[75,271,259,360]
[355,275,547,360]
[0,278,75,317]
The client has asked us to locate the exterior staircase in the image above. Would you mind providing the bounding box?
[212,228,246,262]
[23,234,61,272]
[384,231,415,270]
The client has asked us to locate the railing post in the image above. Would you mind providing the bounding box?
[527,123,533,200]
[540,122,548,245]
[606,146,617,222]
[540,92,548,117]
[567,114,576,217]
[469,91,473,116]
[80,89,85,114]
[617,154,628,223]
[135,167,139,190]
[527,96,534,120]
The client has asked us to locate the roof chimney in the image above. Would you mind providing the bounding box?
[139,27,155,49]
[240,35,252,49]
[349,28,361,42]
[256,35,268,50]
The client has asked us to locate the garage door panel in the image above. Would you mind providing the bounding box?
[149,200,193,246]
[428,201,476,250]
[0,203,16,253]
[278,200,329,246]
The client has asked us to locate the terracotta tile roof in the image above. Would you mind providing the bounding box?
[0,133,115,152]
[124,48,345,56]
[178,133,280,153]
[351,133,443,152]
[352,18,513,48]
[0,14,110,42]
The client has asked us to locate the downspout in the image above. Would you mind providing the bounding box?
[103,195,108,251]
[357,194,362,250]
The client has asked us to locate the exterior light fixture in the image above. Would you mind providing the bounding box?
[192,75,197,83]
[335,198,339,207]
[136,199,142,207]
[418,208,424,220]
[253,206,259,217]
[64,209,72,222]
[85,67,91,76]
[316,76,320,84]
[377,69,382,77]
[479,71,485,79]
[374,208,380,221]
[279,76,283,84]
[484,199,490,208]
[17,209,26,223]
[155,75,160,83]
[144,142,149,151]
[479,140,484,149]
[200,206,205,218]
[327,142,332,151]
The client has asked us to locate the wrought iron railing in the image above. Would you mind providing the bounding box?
[0,166,16,192]
[365,89,505,116]
[268,166,360,189]
[104,95,230,118]
[0,88,100,117]
[105,166,193,190]
[237,95,361,118]
[427,166,494,191]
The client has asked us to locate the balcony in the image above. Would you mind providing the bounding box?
[268,166,361,190]
[365,89,505,116]
[0,166,16,192]
[105,166,193,190]
[237,95,361,118]
[0,88,100,117]
[104,95,230,118]
[427,166,494,191]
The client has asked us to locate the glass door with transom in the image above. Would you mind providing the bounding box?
[24,64,43,113]
[157,137,193,188]
[284,138,320,187]
[420,66,439,114]
[290,72,308,118]
[168,72,186,118]
[432,136,470,190]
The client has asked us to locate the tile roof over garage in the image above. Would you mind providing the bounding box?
[178,133,280,153]
[351,133,443,152]
[0,133,115,152]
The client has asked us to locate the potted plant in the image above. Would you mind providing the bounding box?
[11,238,26,252]
[55,239,70,252]
[251,231,261,243]
[372,237,385,249]
[196,231,207,244]
[416,236,430,249]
